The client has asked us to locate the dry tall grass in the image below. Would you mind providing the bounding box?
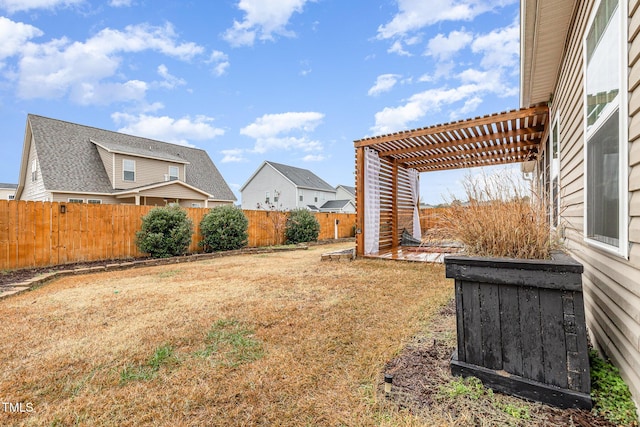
[0,243,452,426]
[443,169,559,259]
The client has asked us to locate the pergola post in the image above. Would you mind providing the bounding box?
[355,147,365,257]
[391,160,399,249]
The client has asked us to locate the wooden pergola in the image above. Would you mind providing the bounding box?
[353,105,549,257]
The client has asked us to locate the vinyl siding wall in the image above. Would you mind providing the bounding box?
[112,153,184,189]
[20,136,49,201]
[546,0,640,404]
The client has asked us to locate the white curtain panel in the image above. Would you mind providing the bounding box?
[410,168,422,240]
[364,147,381,254]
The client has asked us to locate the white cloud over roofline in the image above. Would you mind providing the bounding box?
[238,111,325,156]
[111,112,225,147]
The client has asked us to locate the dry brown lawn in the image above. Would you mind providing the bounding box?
[0,243,452,426]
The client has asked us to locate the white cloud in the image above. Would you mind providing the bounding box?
[157,64,186,89]
[371,84,485,134]
[368,74,401,96]
[371,18,519,135]
[0,17,42,62]
[12,23,204,104]
[240,111,324,154]
[471,22,519,70]
[426,30,473,60]
[109,0,132,6]
[302,154,325,162]
[111,112,225,146]
[223,0,313,47]
[207,50,230,76]
[221,148,247,163]
[72,80,148,105]
[0,0,82,13]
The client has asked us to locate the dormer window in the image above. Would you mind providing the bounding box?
[123,159,135,182]
[168,166,179,181]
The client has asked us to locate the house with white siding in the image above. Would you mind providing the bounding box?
[15,115,236,208]
[0,183,17,200]
[240,161,338,211]
[521,0,639,406]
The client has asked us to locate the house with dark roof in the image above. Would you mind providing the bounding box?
[0,183,17,200]
[240,161,339,211]
[15,115,236,207]
[335,185,355,202]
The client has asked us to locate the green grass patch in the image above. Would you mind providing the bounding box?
[590,349,639,426]
[438,376,491,400]
[194,319,264,367]
[119,344,178,384]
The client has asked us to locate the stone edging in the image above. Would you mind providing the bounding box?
[0,245,315,300]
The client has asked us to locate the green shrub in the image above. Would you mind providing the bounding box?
[135,205,193,258]
[285,209,320,244]
[199,205,248,252]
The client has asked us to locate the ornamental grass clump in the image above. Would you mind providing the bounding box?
[443,169,560,260]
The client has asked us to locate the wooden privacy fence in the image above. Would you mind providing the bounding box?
[0,201,356,271]
[420,207,452,231]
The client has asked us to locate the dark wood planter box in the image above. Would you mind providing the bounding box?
[444,253,592,409]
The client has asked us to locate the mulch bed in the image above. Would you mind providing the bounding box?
[381,300,617,426]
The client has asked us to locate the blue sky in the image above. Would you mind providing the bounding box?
[0,0,521,205]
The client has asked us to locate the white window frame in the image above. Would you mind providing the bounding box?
[8,195,15,200]
[123,159,136,182]
[168,166,179,181]
[31,159,38,182]
[68,198,84,203]
[265,191,270,204]
[87,199,102,204]
[583,0,629,258]
[191,203,201,208]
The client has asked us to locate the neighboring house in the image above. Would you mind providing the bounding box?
[0,183,17,200]
[521,0,640,404]
[240,161,336,211]
[319,199,355,213]
[15,115,236,208]
[335,185,355,203]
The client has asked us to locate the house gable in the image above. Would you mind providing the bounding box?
[17,115,236,204]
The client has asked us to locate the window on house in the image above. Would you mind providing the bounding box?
[265,191,270,204]
[31,159,38,182]
[87,199,102,204]
[314,192,318,203]
[68,198,84,203]
[274,190,279,203]
[299,191,304,202]
[584,0,628,255]
[191,203,201,208]
[168,166,179,181]
[549,117,560,228]
[8,195,15,200]
[123,159,136,182]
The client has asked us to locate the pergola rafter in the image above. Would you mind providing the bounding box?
[354,105,549,257]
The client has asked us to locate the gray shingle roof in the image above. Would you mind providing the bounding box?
[320,199,352,209]
[337,185,355,196]
[266,161,335,192]
[0,183,18,189]
[28,115,236,201]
